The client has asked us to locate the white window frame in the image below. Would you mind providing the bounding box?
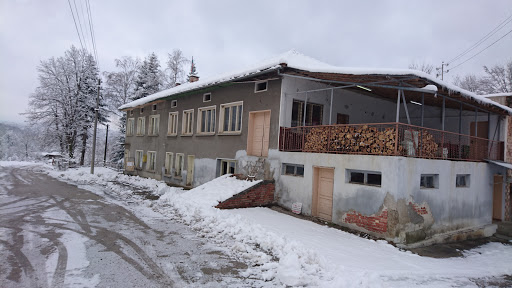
[182,109,194,136]
[127,118,135,136]
[347,169,382,187]
[146,151,157,171]
[136,117,146,136]
[219,101,243,134]
[220,159,236,176]
[152,104,157,111]
[130,110,134,116]
[197,105,216,135]
[171,100,178,108]
[456,174,470,188]
[167,112,178,136]
[175,153,184,177]
[135,150,144,169]
[164,152,173,175]
[203,93,211,102]
[140,107,144,113]
[420,174,439,189]
[148,115,160,136]
[282,163,304,177]
[254,80,268,93]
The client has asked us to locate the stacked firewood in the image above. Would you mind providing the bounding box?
[303,125,439,157]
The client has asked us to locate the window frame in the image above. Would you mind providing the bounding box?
[171,100,177,108]
[152,104,157,111]
[135,150,144,169]
[282,163,304,177]
[148,115,160,136]
[146,151,157,172]
[167,112,179,136]
[203,93,211,102]
[140,107,144,114]
[127,118,135,136]
[456,174,470,188]
[175,153,184,177]
[420,174,439,189]
[136,116,146,136]
[164,152,173,175]
[219,159,237,176]
[219,101,243,135]
[182,109,194,136]
[254,80,268,93]
[347,169,382,187]
[130,110,134,116]
[197,105,216,135]
[291,99,324,127]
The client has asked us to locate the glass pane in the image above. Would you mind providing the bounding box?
[291,101,303,127]
[229,161,236,174]
[231,106,237,132]
[237,105,242,131]
[221,161,228,175]
[367,173,382,186]
[207,110,211,132]
[285,165,295,175]
[296,166,304,176]
[201,110,206,132]
[223,107,230,131]
[350,172,364,184]
[212,110,216,132]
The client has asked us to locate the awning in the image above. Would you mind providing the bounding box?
[486,159,512,170]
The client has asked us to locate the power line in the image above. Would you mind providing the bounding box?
[67,0,85,51]
[447,14,512,65]
[447,28,512,72]
[73,0,89,52]
[85,0,99,67]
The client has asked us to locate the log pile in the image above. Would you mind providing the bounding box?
[303,125,439,157]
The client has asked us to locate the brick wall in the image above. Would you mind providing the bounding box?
[216,180,275,209]
[344,209,388,234]
[410,202,429,215]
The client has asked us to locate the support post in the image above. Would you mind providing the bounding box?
[303,92,308,127]
[474,108,478,136]
[104,124,109,165]
[459,103,462,159]
[441,96,445,131]
[395,89,401,123]
[329,89,333,125]
[420,93,424,127]
[401,90,411,125]
[90,78,100,174]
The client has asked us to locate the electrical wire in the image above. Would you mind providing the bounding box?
[448,28,512,72]
[73,0,89,52]
[447,14,512,65]
[85,0,99,67]
[67,0,85,52]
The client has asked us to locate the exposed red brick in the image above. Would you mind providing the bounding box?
[216,180,275,209]
[344,209,388,234]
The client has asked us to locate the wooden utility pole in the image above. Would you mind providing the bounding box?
[90,78,100,174]
[436,62,448,80]
[103,124,109,165]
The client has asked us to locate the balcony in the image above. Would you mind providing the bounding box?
[279,123,504,162]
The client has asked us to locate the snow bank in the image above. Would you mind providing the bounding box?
[38,165,512,287]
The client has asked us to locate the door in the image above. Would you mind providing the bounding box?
[186,155,195,186]
[493,175,503,220]
[470,121,488,160]
[313,167,334,221]
[247,110,271,157]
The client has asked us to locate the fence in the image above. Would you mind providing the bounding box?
[279,122,504,162]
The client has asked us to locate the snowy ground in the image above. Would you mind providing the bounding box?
[3,161,512,287]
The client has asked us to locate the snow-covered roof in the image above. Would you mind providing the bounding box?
[119,50,512,114]
[482,92,512,98]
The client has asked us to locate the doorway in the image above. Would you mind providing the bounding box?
[247,110,271,157]
[493,174,503,220]
[312,167,334,221]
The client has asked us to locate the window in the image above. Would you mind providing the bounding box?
[420,174,438,189]
[136,117,145,136]
[456,174,470,188]
[135,150,144,169]
[347,169,382,186]
[282,163,304,177]
[220,159,236,176]
[255,81,268,92]
[146,151,156,171]
[130,110,134,116]
[140,107,144,113]
[182,109,194,135]
[167,112,178,136]
[152,104,157,111]
[175,153,184,177]
[127,118,135,136]
[197,106,216,134]
[148,115,160,136]
[203,93,211,102]
[171,100,177,108]
[291,100,323,127]
[219,101,243,134]
[164,152,173,175]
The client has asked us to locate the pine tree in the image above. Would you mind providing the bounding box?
[187,56,198,81]
[133,53,162,100]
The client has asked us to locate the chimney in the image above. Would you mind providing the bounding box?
[189,75,199,83]
[175,82,181,86]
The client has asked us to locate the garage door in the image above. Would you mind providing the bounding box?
[314,167,334,221]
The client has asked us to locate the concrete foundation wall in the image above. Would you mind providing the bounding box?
[274,151,507,243]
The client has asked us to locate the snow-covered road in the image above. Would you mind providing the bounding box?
[0,164,259,287]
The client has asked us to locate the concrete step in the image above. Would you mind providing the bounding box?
[495,221,512,238]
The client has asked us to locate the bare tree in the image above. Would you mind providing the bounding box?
[480,61,512,94]
[408,61,434,75]
[165,49,189,88]
[103,56,140,115]
[453,74,481,93]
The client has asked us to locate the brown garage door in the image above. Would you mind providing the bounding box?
[313,167,334,221]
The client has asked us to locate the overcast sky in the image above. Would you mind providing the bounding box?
[1,0,511,124]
